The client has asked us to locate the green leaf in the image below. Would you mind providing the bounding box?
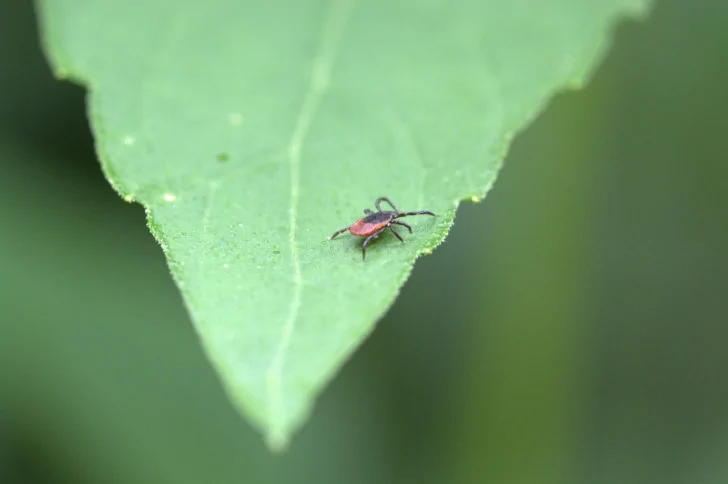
[37,0,651,449]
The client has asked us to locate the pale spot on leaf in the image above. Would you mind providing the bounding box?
[228,113,244,126]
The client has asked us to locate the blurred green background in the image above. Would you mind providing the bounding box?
[2,0,727,482]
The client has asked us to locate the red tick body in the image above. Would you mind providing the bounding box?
[330,197,436,260]
[348,212,395,237]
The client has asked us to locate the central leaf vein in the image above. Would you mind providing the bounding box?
[264,0,355,450]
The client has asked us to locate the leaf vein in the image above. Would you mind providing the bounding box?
[264,0,354,450]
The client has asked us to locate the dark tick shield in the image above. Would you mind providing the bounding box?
[329,197,436,260]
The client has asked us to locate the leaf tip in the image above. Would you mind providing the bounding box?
[266,430,291,454]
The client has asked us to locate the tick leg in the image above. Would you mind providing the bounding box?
[361,228,386,261]
[397,210,436,218]
[375,197,399,213]
[363,209,373,215]
[329,226,350,239]
[389,226,404,242]
[391,220,413,233]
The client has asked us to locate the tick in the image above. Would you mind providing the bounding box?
[329,196,436,260]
